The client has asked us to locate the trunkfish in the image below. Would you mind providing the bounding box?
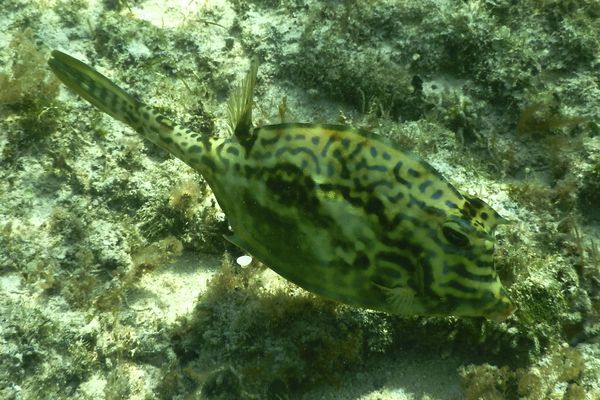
[48,50,514,320]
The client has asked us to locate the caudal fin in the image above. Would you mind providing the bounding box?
[48,50,207,165]
[48,50,143,128]
[48,50,242,180]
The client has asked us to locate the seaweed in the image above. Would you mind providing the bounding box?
[516,101,589,137]
[0,29,59,108]
[460,344,595,400]
[162,256,393,398]
[0,28,62,167]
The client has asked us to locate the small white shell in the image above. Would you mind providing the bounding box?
[236,255,252,268]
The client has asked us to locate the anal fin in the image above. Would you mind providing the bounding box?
[372,281,417,312]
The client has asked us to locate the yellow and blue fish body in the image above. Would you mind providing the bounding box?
[48,50,514,320]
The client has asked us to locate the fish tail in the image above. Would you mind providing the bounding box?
[48,50,144,126]
[48,50,217,169]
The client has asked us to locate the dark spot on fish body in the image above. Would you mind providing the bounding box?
[468,196,485,209]
[393,161,412,188]
[311,136,320,145]
[273,146,288,158]
[381,211,403,231]
[365,179,393,191]
[156,115,174,129]
[442,226,470,248]
[408,168,421,178]
[382,152,391,160]
[227,146,240,156]
[215,141,226,156]
[434,294,461,315]
[221,157,230,169]
[424,205,445,218]
[201,155,217,171]
[124,113,139,125]
[448,262,496,282]
[188,145,203,153]
[475,259,495,270]
[340,161,351,179]
[370,147,377,158]
[353,252,370,270]
[374,265,405,281]
[294,133,306,141]
[297,147,320,170]
[174,142,185,156]
[202,138,212,152]
[327,161,335,177]
[469,290,497,312]
[265,164,318,209]
[481,212,489,220]
[349,143,363,159]
[319,183,364,208]
[321,136,336,157]
[408,194,430,212]
[395,175,411,188]
[460,202,478,219]
[418,180,432,193]
[260,135,280,146]
[341,138,351,149]
[384,191,404,204]
[240,191,302,252]
[251,150,272,160]
[354,158,382,172]
[364,196,387,226]
[332,148,344,162]
[376,251,414,272]
[431,190,443,200]
[441,279,478,294]
[367,163,387,172]
[161,136,173,145]
[381,237,426,262]
[99,86,108,103]
[445,200,458,209]
[468,207,477,218]
[418,257,435,297]
[243,165,256,179]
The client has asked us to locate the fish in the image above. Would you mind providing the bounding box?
[48,50,515,320]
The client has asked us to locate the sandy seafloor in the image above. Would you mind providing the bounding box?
[1,0,600,399]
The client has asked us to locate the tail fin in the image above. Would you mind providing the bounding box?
[48,50,142,127]
[48,50,218,171]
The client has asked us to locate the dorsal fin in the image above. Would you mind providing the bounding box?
[227,58,259,151]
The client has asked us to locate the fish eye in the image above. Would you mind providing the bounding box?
[442,226,470,247]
